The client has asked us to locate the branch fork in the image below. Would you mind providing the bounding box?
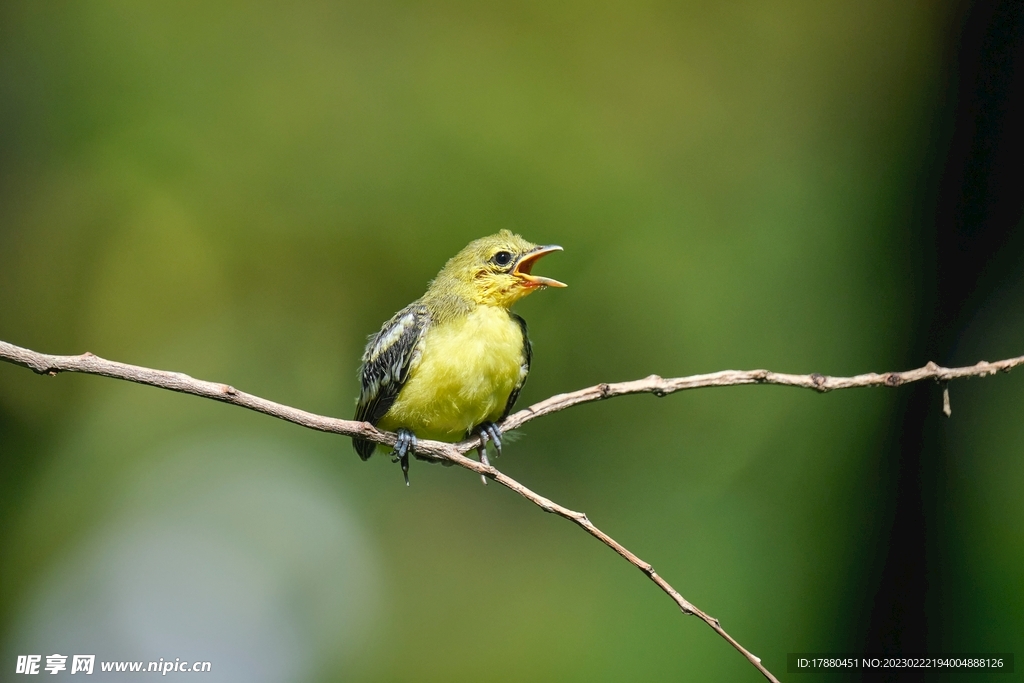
[4,338,1023,681]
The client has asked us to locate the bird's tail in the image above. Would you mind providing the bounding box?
[353,437,376,461]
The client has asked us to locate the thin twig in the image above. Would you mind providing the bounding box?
[493,356,1024,439]
[4,340,1022,681]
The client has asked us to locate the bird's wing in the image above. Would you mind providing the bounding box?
[353,303,431,460]
[500,313,532,420]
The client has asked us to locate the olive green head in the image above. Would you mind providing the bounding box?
[426,229,566,308]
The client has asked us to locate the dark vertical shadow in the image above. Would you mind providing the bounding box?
[861,0,1024,679]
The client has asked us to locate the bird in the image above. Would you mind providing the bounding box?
[353,230,566,484]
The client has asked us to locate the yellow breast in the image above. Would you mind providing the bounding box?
[377,305,525,442]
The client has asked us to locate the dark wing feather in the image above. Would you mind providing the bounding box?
[500,313,532,420]
[353,303,430,460]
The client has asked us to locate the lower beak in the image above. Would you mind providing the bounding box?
[513,245,567,288]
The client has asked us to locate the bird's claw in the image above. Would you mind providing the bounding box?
[474,421,503,486]
[390,428,417,486]
[477,421,503,457]
[476,444,491,486]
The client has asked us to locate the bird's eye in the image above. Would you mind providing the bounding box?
[492,251,513,267]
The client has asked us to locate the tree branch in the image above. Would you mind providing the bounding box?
[4,338,1022,681]
[495,355,1024,436]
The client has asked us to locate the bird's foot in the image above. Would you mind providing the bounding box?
[390,428,417,486]
[476,445,490,486]
[473,421,502,486]
[476,421,503,457]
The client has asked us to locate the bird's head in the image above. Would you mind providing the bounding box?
[430,230,566,308]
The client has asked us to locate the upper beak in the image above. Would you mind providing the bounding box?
[513,245,567,288]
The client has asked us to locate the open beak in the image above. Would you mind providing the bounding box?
[513,245,567,288]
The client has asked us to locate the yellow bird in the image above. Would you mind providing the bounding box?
[354,230,566,484]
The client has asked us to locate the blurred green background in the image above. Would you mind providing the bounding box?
[1,1,1021,681]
